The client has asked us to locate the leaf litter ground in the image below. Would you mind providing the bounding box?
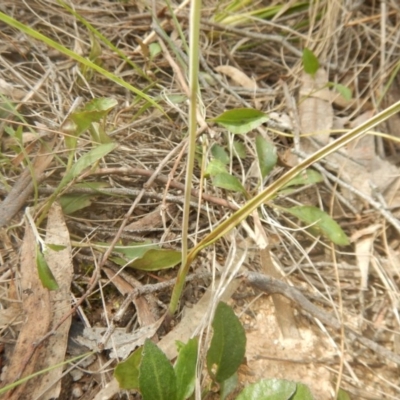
[1,0,400,399]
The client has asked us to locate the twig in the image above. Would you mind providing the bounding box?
[244,271,400,365]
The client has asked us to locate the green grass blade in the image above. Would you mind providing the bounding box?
[168,100,400,315]
[56,0,149,80]
[0,12,163,113]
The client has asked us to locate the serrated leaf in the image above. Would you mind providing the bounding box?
[36,245,59,290]
[292,383,314,399]
[211,144,230,164]
[206,302,246,383]
[233,140,247,159]
[302,48,319,76]
[114,347,143,390]
[284,206,349,246]
[210,108,268,134]
[236,378,296,400]
[174,338,198,400]
[282,169,323,188]
[212,172,246,194]
[139,339,177,400]
[127,249,181,271]
[255,135,277,179]
[205,158,228,178]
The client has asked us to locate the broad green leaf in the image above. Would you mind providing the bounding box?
[139,339,177,400]
[220,372,238,400]
[212,172,246,194]
[302,48,319,76]
[46,244,67,252]
[210,108,268,134]
[114,347,143,390]
[255,135,277,179]
[233,140,247,159]
[83,97,118,113]
[211,144,230,165]
[292,383,314,399]
[127,249,181,271]
[282,169,323,188]
[206,302,246,383]
[330,83,352,101]
[149,42,162,59]
[111,242,157,260]
[205,159,228,178]
[336,388,351,400]
[59,194,93,214]
[284,206,349,246]
[60,181,110,213]
[236,378,296,400]
[36,246,59,290]
[62,142,117,184]
[174,338,198,400]
[64,98,118,149]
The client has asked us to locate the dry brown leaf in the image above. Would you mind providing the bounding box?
[0,136,57,229]
[298,69,333,145]
[1,223,52,399]
[2,203,73,400]
[103,267,159,327]
[215,65,257,90]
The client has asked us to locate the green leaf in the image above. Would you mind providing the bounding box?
[220,372,238,400]
[291,383,314,399]
[330,83,352,101]
[90,122,112,144]
[111,242,157,260]
[206,302,246,383]
[62,142,117,184]
[283,206,350,246]
[65,98,118,148]
[233,140,247,159]
[127,249,181,271]
[149,42,162,59]
[236,378,296,400]
[255,135,277,179]
[174,338,198,400]
[114,347,143,390]
[46,244,67,252]
[212,172,246,194]
[205,159,228,178]
[336,388,351,400]
[59,194,93,214]
[210,108,268,134]
[282,169,323,188]
[211,144,230,165]
[302,48,319,76]
[36,246,59,290]
[139,339,177,400]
